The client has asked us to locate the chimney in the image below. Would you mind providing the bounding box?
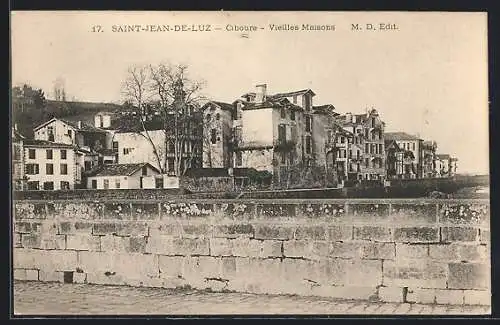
[255,84,267,103]
[345,112,352,123]
[78,121,82,129]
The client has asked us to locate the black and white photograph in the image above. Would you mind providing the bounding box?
[10,11,490,316]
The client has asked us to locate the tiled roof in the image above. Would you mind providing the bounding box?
[240,97,302,111]
[208,101,234,112]
[23,139,75,148]
[88,163,159,177]
[385,132,421,141]
[59,118,107,133]
[269,89,316,98]
[312,104,338,115]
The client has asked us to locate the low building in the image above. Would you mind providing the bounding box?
[12,126,26,190]
[86,163,161,189]
[22,139,82,190]
[384,132,423,179]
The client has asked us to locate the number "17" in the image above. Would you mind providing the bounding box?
[91,25,103,33]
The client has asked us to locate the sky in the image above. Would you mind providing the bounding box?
[11,11,489,175]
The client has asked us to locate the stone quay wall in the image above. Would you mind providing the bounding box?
[13,199,490,306]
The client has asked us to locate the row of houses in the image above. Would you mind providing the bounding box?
[11,83,458,191]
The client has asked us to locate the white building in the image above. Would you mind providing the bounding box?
[86,163,161,189]
[23,139,83,190]
[113,130,167,172]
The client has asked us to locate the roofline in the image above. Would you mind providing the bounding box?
[33,118,58,132]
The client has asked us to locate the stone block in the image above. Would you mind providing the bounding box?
[13,233,22,248]
[66,235,100,251]
[21,234,41,248]
[102,203,131,220]
[158,256,184,278]
[480,229,490,245]
[254,225,295,240]
[439,203,489,226]
[86,272,125,286]
[434,289,465,305]
[396,244,428,259]
[172,238,210,256]
[406,288,436,304]
[209,238,232,256]
[50,202,103,220]
[78,251,158,279]
[360,243,395,260]
[393,227,439,243]
[231,238,262,257]
[383,259,447,288]
[390,203,438,224]
[261,240,283,258]
[15,203,47,219]
[294,226,327,241]
[329,242,362,259]
[14,269,27,280]
[354,226,392,242]
[311,285,378,301]
[145,234,174,255]
[39,270,63,282]
[73,271,87,284]
[346,203,391,221]
[128,236,148,253]
[463,290,491,306]
[256,204,296,219]
[115,223,149,237]
[92,223,117,235]
[58,222,93,235]
[220,257,237,279]
[316,258,348,285]
[448,263,489,290]
[247,258,285,294]
[131,203,159,220]
[441,227,478,242]
[328,226,353,241]
[26,269,39,281]
[379,286,404,303]
[182,224,213,238]
[345,259,382,287]
[283,240,329,260]
[182,256,221,285]
[100,234,129,252]
[429,244,488,262]
[213,224,254,238]
[40,235,66,250]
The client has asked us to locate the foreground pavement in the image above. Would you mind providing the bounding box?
[12,281,490,316]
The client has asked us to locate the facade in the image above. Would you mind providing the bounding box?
[339,109,386,181]
[202,101,234,168]
[86,163,161,189]
[385,140,405,179]
[23,139,82,190]
[422,140,438,178]
[12,127,26,190]
[384,132,423,179]
[435,154,458,177]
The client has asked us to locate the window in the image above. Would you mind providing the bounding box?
[305,136,312,154]
[60,181,70,190]
[290,110,295,121]
[27,181,39,190]
[371,118,375,128]
[123,148,134,155]
[379,159,383,168]
[341,136,345,144]
[235,152,242,167]
[278,124,286,143]
[46,163,54,175]
[67,129,73,138]
[84,161,92,171]
[112,141,119,152]
[28,149,36,159]
[365,129,369,138]
[357,150,360,159]
[60,163,68,175]
[142,166,148,176]
[211,129,217,144]
[61,149,67,159]
[216,113,220,120]
[43,182,54,190]
[280,107,286,119]
[305,115,312,132]
[48,126,54,142]
[103,179,109,189]
[365,158,369,168]
[91,180,97,189]
[379,144,383,154]
[365,143,369,153]
[281,152,286,164]
[25,163,39,175]
[46,149,53,159]
[206,114,211,121]
[293,96,297,104]
[167,158,175,172]
[412,143,415,151]
[116,179,121,189]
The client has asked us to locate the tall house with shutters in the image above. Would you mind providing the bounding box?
[230,84,316,178]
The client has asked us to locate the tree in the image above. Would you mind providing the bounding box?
[121,62,207,176]
[11,84,48,137]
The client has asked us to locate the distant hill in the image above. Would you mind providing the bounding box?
[13,100,125,138]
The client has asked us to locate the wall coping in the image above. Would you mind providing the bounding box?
[13,198,490,204]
